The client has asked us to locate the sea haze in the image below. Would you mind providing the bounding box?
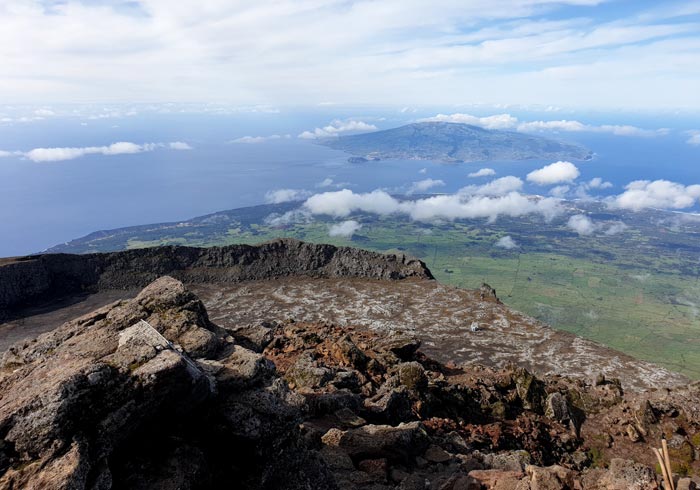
[0,110,698,257]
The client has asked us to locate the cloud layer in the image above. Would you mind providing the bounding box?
[231,134,291,144]
[264,188,312,204]
[3,1,699,109]
[299,120,378,139]
[24,141,191,162]
[420,113,667,137]
[304,185,561,223]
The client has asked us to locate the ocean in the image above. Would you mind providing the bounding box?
[0,110,698,257]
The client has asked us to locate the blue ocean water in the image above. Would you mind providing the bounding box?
[0,111,698,257]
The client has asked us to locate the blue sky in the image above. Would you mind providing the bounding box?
[1,0,699,109]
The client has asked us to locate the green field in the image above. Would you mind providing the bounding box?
[50,202,700,379]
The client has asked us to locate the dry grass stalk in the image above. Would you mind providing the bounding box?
[652,438,675,490]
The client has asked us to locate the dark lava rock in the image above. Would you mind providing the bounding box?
[0,238,433,318]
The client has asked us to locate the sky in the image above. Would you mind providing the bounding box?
[1,0,699,110]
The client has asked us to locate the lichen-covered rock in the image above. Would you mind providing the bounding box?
[321,422,430,463]
[397,362,428,392]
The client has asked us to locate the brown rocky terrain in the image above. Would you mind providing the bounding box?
[1,240,699,489]
[1,276,699,489]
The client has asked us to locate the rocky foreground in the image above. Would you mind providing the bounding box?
[1,276,699,489]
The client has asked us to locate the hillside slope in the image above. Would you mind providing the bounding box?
[322,122,592,162]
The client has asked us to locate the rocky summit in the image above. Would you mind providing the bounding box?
[0,240,699,489]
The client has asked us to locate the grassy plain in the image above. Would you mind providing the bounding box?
[50,201,700,379]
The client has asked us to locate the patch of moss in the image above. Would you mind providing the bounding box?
[691,432,700,447]
[587,447,607,469]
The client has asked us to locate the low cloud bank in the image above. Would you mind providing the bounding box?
[468,168,496,178]
[299,120,378,139]
[567,214,598,235]
[494,236,519,249]
[420,113,666,137]
[408,178,445,194]
[231,134,291,143]
[24,141,192,162]
[329,220,362,237]
[527,161,580,185]
[264,188,312,204]
[686,130,700,146]
[610,180,700,211]
[304,185,561,223]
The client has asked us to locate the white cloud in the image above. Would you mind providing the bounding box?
[23,141,189,162]
[1,2,700,110]
[419,113,666,137]
[168,141,193,150]
[610,180,700,211]
[264,209,313,227]
[418,168,427,174]
[408,178,445,194]
[299,120,378,139]
[33,108,55,117]
[303,187,562,223]
[419,113,518,130]
[462,176,523,196]
[517,120,665,137]
[587,177,613,189]
[0,150,13,158]
[264,188,311,204]
[527,161,580,185]
[468,168,496,178]
[604,222,628,235]
[549,185,570,198]
[686,130,700,146]
[231,134,291,143]
[329,220,362,237]
[494,235,519,249]
[317,178,335,188]
[567,214,598,235]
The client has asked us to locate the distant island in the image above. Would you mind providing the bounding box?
[320,121,592,162]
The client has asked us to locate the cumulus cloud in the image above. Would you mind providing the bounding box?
[33,108,55,117]
[604,222,628,235]
[328,220,362,238]
[526,161,580,185]
[304,188,561,223]
[408,178,445,194]
[231,134,291,143]
[462,176,523,196]
[419,168,427,174]
[316,178,350,189]
[686,130,700,146]
[567,214,598,235]
[419,113,518,130]
[24,141,191,162]
[168,141,193,150]
[264,188,312,204]
[0,150,13,158]
[587,177,613,189]
[610,180,700,211]
[298,120,378,139]
[468,168,496,178]
[549,185,570,198]
[494,236,519,249]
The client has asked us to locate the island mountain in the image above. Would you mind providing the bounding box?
[321,122,592,162]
